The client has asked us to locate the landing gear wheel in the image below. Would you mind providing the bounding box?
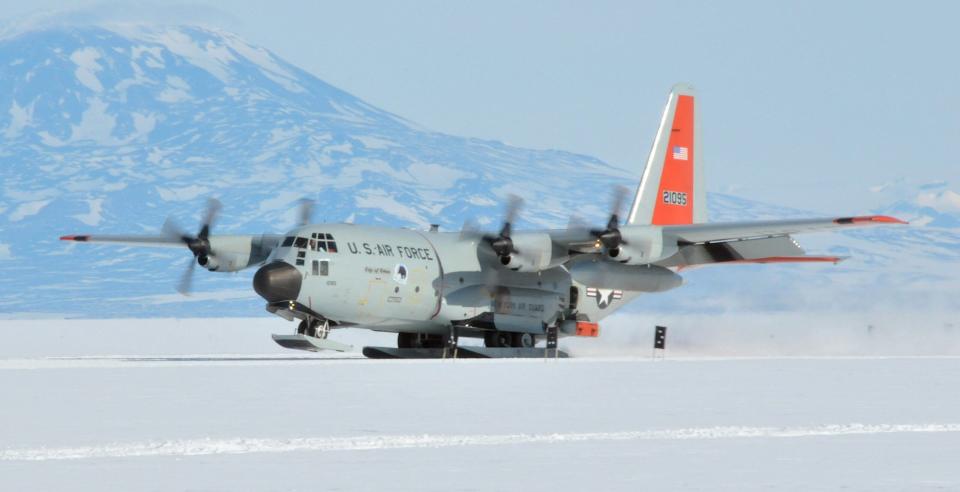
[297,320,308,335]
[313,320,330,339]
[484,331,513,348]
[512,332,536,348]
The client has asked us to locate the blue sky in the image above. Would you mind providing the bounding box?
[2,1,958,212]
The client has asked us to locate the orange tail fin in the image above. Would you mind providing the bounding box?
[627,84,706,226]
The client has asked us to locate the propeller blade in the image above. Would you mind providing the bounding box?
[500,194,523,237]
[176,256,197,296]
[198,198,222,239]
[161,217,189,243]
[610,185,629,226]
[589,186,632,250]
[459,217,482,241]
[165,197,225,295]
[482,268,501,292]
[566,215,591,233]
[297,198,314,226]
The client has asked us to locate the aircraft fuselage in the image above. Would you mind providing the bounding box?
[253,223,639,338]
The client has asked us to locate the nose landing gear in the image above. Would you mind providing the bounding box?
[297,318,330,339]
[272,316,350,352]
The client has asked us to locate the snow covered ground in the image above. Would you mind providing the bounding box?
[1,317,959,491]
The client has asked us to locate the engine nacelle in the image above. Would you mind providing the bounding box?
[496,232,558,272]
[607,227,679,265]
[568,260,682,293]
[201,235,275,272]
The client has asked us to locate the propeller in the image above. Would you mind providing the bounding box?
[484,195,523,261]
[297,198,314,226]
[589,186,630,253]
[566,215,591,234]
[459,216,482,241]
[162,198,222,295]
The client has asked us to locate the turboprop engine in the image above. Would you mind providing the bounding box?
[496,232,557,271]
[606,227,679,265]
[568,259,682,293]
[162,200,279,293]
[585,187,679,266]
[480,196,567,272]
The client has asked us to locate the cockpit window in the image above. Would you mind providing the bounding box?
[281,236,295,247]
[294,237,308,248]
[311,233,338,253]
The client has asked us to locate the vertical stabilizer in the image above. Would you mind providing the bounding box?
[626,84,706,225]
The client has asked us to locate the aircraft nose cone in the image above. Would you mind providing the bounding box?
[253,262,302,302]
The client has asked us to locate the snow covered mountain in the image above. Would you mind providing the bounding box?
[1,24,957,319]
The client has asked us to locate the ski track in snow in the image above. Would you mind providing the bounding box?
[4,423,959,462]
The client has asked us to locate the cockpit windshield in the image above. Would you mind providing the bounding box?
[310,233,338,253]
[281,234,337,252]
[281,236,310,248]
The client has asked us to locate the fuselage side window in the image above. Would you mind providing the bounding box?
[312,260,320,276]
[281,236,295,247]
[320,260,329,276]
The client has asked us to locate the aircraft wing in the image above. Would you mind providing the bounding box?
[60,234,184,247]
[662,215,907,243]
[657,215,907,268]
[61,234,285,247]
[545,228,603,254]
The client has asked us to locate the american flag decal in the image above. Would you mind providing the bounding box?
[672,146,688,160]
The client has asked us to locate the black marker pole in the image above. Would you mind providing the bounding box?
[653,325,667,360]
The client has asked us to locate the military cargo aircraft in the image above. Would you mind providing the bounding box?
[62,85,906,355]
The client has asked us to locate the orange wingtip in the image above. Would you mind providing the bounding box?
[60,235,90,241]
[833,215,908,225]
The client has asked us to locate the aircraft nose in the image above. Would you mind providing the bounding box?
[253,262,302,302]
